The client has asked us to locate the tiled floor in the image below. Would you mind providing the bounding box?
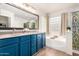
[35,47,70,56]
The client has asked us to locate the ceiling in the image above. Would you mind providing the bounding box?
[29,3,79,14]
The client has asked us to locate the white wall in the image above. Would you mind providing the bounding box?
[65,13,72,55]
[39,14,47,32]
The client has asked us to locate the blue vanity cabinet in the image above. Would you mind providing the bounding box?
[20,35,30,56]
[30,34,37,56]
[0,37,19,56]
[0,33,46,56]
[36,34,42,51]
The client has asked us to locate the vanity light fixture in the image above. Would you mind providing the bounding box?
[22,3,36,10]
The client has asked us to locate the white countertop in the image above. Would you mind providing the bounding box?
[0,31,45,39]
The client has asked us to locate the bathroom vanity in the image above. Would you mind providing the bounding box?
[0,3,45,56]
[0,32,46,56]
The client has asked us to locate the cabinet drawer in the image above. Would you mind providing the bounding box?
[0,43,19,56]
[20,35,30,42]
[0,37,19,47]
[30,34,36,40]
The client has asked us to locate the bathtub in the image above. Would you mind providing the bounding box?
[46,35,67,52]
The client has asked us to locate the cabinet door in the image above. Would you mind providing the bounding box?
[20,35,30,42]
[37,34,42,51]
[0,43,19,56]
[0,37,19,47]
[0,37,19,56]
[20,35,30,56]
[20,42,30,56]
[30,34,37,56]
[42,33,46,48]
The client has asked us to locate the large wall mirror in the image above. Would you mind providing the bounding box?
[0,3,39,30]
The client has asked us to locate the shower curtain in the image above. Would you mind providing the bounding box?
[72,12,79,50]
